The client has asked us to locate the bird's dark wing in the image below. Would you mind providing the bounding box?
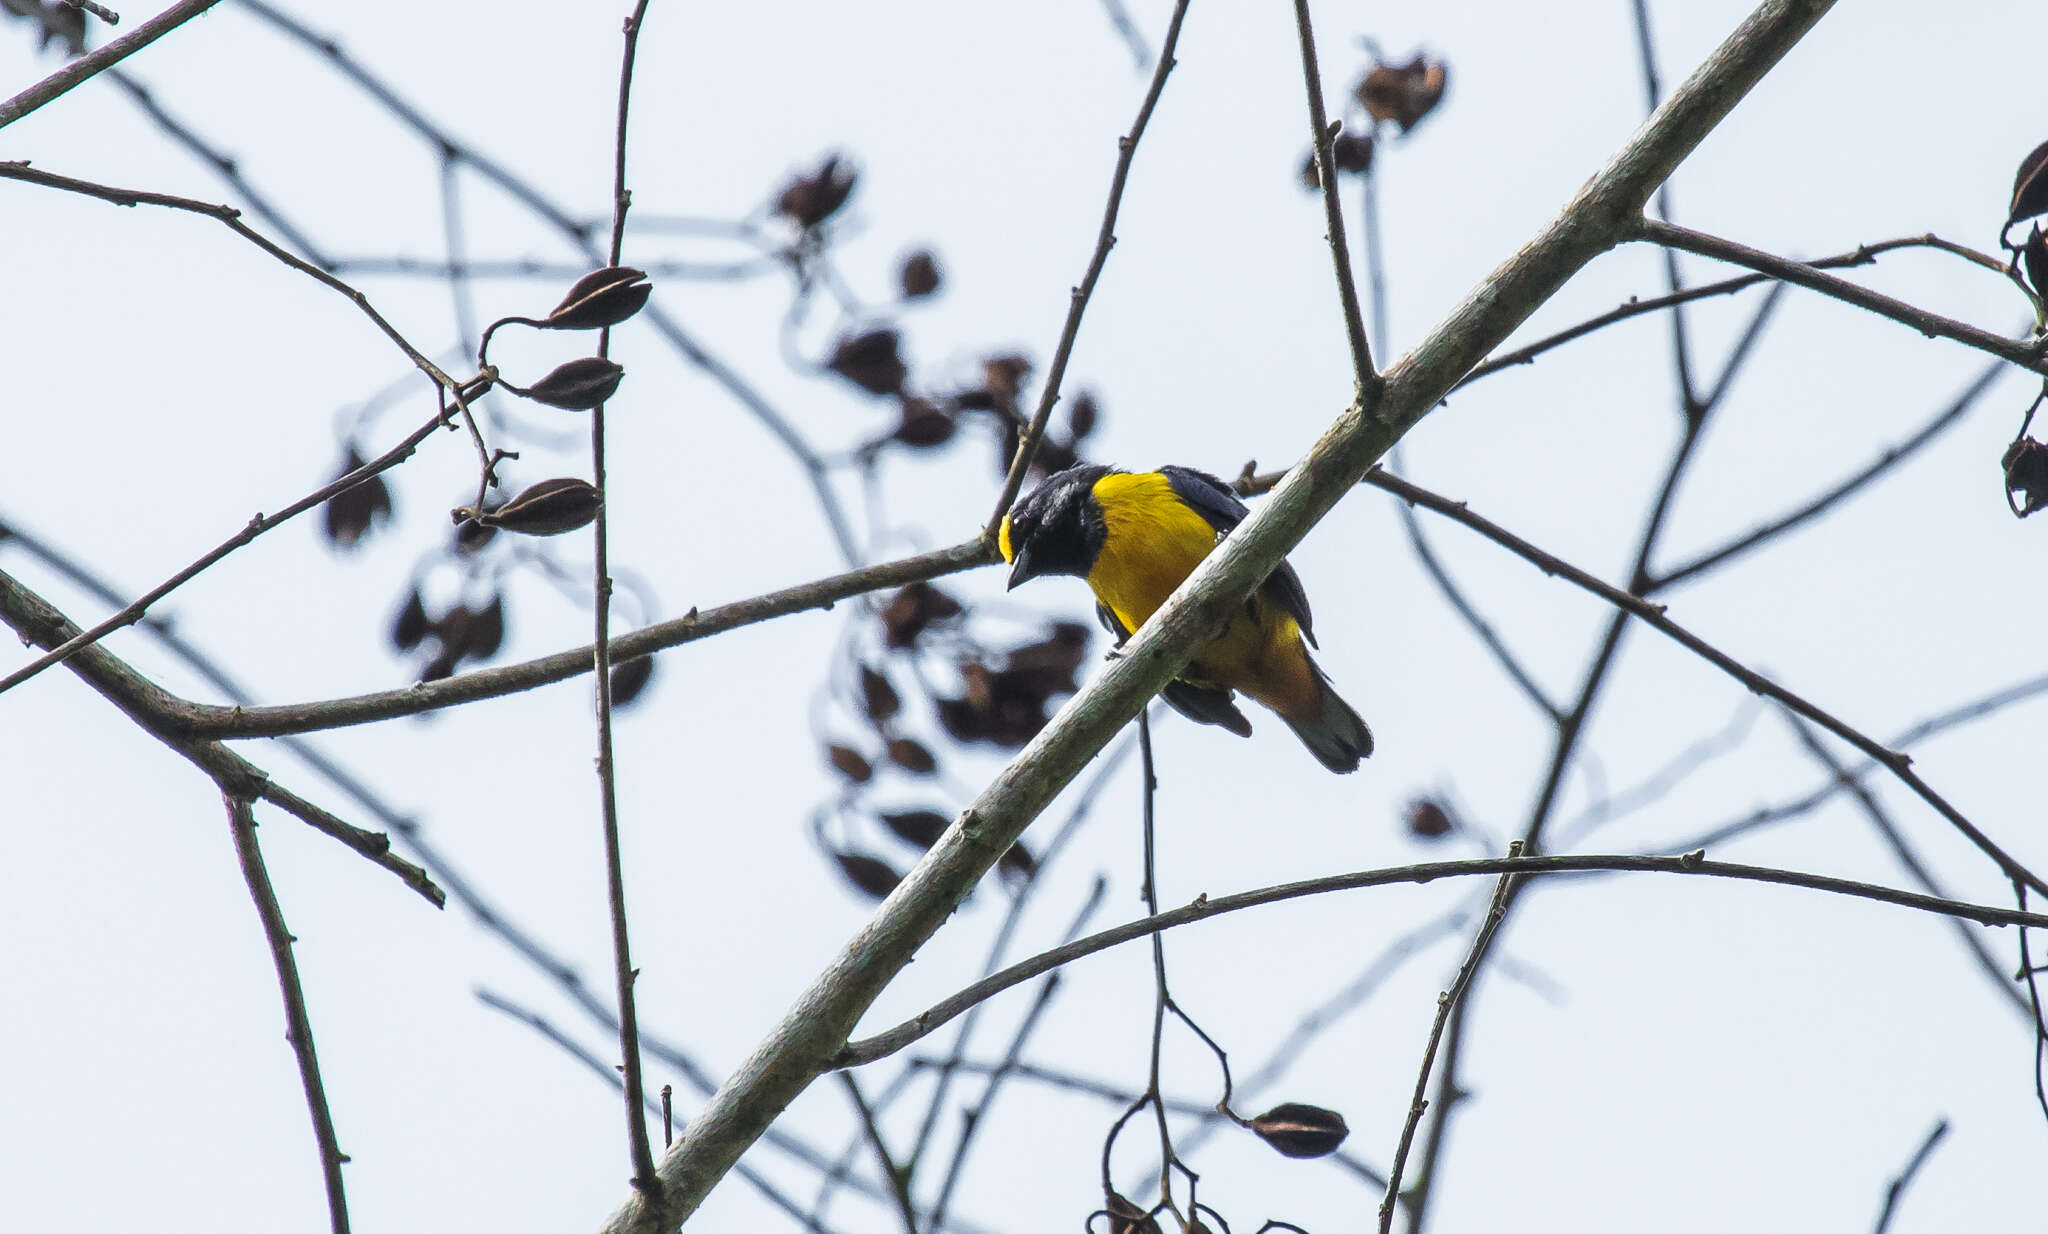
[1157,466,1317,647]
[1095,601,1252,736]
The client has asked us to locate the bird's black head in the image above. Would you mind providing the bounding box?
[999,464,1112,591]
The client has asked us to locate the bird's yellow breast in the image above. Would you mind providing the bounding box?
[1086,471,1222,634]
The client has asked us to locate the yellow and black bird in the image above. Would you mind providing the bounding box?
[999,464,1372,773]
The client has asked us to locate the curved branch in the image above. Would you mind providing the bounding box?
[838,851,2048,1068]
[188,538,994,738]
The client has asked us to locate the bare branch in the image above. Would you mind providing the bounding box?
[1378,849,1521,1234]
[0,0,222,129]
[838,851,2048,1069]
[1871,1119,1949,1234]
[189,538,995,738]
[222,792,351,1234]
[1639,218,2048,376]
[1358,468,2047,896]
[590,0,660,1198]
[0,566,446,906]
[1291,0,1378,394]
[983,0,1194,534]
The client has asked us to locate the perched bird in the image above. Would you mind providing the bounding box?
[999,464,1373,773]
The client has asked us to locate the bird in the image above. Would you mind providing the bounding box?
[998,463,1373,773]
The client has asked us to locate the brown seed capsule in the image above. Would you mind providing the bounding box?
[1248,1102,1349,1158]
[2024,226,2048,301]
[1069,392,1100,440]
[828,329,908,397]
[1406,797,1453,839]
[936,696,988,743]
[1333,131,1376,174]
[879,809,950,849]
[2009,139,2048,229]
[834,852,901,900]
[610,654,657,707]
[887,737,938,775]
[544,266,652,331]
[860,665,901,723]
[899,249,942,298]
[454,510,499,554]
[321,449,394,550]
[1104,1192,1161,1234]
[827,743,874,783]
[984,353,1033,405]
[2003,437,2048,517]
[777,153,858,229]
[469,595,506,660]
[479,478,602,536]
[1356,55,1449,133]
[880,582,961,648]
[390,588,431,653]
[525,357,625,410]
[894,398,957,448]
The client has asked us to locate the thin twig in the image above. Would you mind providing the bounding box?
[593,0,659,1198]
[61,0,121,24]
[836,850,2048,1068]
[1638,218,2048,376]
[1377,846,1521,1233]
[0,0,221,129]
[189,538,994,738]
[1454,235,2017,393]
[1654,357,2005,589]
[837,1074,917,1234]
[1870,1119,1949,1234]
[983,0,1194,534]
[222,792,351,1234]
[1290,0,1378,395]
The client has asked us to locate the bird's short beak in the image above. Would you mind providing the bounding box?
[1006,544,1039,592]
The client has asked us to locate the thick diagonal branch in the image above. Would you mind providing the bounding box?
[594,5,1843,1229]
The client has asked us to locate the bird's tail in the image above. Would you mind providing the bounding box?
[1282,675,1373,774]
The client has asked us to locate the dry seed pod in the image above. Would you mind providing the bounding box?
[899,249,942,298]
[827,743,874,783]
[879,809,950,849]
[320,449,393,550]
[610,654,657,707]
[469,595,506,660]
[859,665,901,723]
[390,588,431,653]
[2023,225,2048,300]
[1248,1102,1349,1159]
[834,852,901,900]
[828,329,908,397]
[2009,139,2048,229]
[454,511,499,554]
[478,478,601,536]
[1069,392,1100,440]
[544,266,651,331]
[525,357,625,410]
[984,353,1032,405]
[893,398,957,448]
[886,737,937,776]
[880,582,961,648]
[2003,437,2048,517]
[1356,55,1449,133]
[777,153,857,229]
[1406,797,1453,839]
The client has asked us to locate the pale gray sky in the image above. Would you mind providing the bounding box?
[3,1,2044,1231]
